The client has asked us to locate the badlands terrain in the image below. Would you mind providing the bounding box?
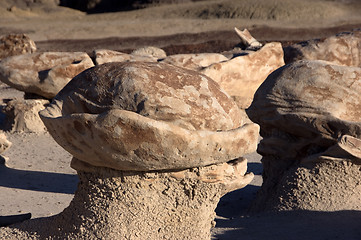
[0,0,361,239]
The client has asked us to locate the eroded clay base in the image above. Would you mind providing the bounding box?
[0,160,252,239]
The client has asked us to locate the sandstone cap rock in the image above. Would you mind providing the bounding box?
[94,49,158,65]
[284,29,361,66]
[248,60,361,159]
[161,53,228,71]
[40,62,259,171]
[0,52,94,99]
[201,42,285,109]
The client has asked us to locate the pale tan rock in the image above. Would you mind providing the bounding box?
[0,34,36,60]
[11,61,259,240]
[161,53,228,71]
[0,52,94,99]
[40,61,259,171]
[284,29,361,66]
[201,42,285,109]
[94,49,157,65]
[234,27,262,50]
[0,131,11,154]
[3,99,49,133]
[131,46,167,59]
[247,60,361,212]
[0,158,253,239]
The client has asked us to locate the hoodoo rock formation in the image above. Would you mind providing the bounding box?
[0,62,258,239]
[247,60,361,212]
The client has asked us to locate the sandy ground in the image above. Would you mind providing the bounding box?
[0,0,361,239]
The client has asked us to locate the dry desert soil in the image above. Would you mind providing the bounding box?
[0,0,361,239]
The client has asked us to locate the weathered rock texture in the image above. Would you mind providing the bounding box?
[0,158,253,239]
[284,29,361,66]
[161,53,228,71]
[0,61,258,239]
[0,34,36,60]
[2,99,49,133]
[247,60,361,212]
[0,52,94,99]
[131,46,167,59]
[94,49,158,65]
[201,42,285,109]
[40,62,259,171]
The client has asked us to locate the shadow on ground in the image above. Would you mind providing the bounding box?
[213,210,361,240]
[0,162,78,194]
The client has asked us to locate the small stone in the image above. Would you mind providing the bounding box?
[0,34,36,60]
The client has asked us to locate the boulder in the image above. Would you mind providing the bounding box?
[94,49,157,65]
[0,52,94,99]
[161,53,228,71]
[201,42,284,109]
[0,34,36,60]
[284,29,361,66]
[247,60,361,212]
[131,46,167,59]
[40,62,258,171]
[2,99,49,133]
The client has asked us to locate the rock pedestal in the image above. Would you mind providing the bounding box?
[0,61,257,239]
[247,60,361,212]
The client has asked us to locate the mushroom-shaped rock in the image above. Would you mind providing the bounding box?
[161,53,229,71]
[40,62,259,171]
[94,49,158,65]
[0,62,259,239]
[201,42,285,109]
[0,34,36,60]
[0,52,94,99]
[2,99,49,133]
[284,29,361,66]
[247,60,361,212]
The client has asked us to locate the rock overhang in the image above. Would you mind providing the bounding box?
[40,61,259,171]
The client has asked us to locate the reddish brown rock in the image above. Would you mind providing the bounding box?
[0,34,36,60]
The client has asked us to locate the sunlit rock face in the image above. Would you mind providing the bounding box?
[284,29,361,66]
[201,42,285,109]
[0,52,94,99]
[247,60,361,212]
[40,61,259,171]
[25,61,258,240]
